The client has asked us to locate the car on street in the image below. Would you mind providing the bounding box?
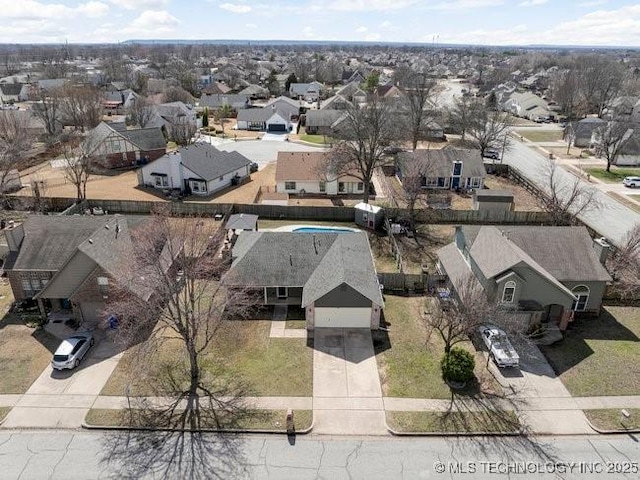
[483,148,500,160]
[479,325,519,368]
[51,332,95,370]
[622,176,640,188]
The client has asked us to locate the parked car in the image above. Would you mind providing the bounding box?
[383,146,405,155]
[622,176,640,188]
[483,148,500,160]
[479,325,519,368]
[249,162,259,173]
[51,332,95,370]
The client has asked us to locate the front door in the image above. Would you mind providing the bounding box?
[452,177,460,189]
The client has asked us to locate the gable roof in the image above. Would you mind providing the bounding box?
[198,94,249,109]
[305,109,345,128]
[275,151,327,182]
[178,143,251,181]
[397,148,486,178]
[226,231,383,306]
[226,213,258,231]
[83,122,166,154]
[10,216,108,271]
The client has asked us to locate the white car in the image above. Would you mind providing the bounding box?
[51,332,95,370]
[622,176,640,188]
[479,325,519,368]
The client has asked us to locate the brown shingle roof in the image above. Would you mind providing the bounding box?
[275,151,327,182]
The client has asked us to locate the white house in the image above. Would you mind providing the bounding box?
[236,96,300,132]
[275,151,364,196]
[137,143,252,196]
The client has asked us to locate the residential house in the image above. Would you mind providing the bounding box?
[397,149,486,190]
[275,151,364,196]
[236,96,299,132]
[335,82,367,105]
[201,81,231,95]
[198,93,250,112]
[503,92,550,121]
[238,84,269,100]
[2,215,151,326]
[319,94,353,110]
[83,121,167,169]
[611,128,640,167]
[289,81,323,101]
[225,231,384,330]
[375,84,404,99]
[103,87,138,115]
[138,143,252,196]
[304,110,345,135]
[564,117,606,148]
[0,83,29,103]
[437,226,612,331]
[148,101,199,140]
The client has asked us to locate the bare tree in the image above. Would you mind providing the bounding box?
[466,101,513,158]
[30,86,61,138]
[126,96,155,128]
[61,143,91,201]
[107,211,259,434]
[325,95,398,203]
[595,120,633,172]
[170,116,197,146]
[58,84,104,132]
[402,71,438,150]
[0,111,33,205]
[396,153,439,228]
[607,224,640,301]
[214,104,234,137]
[448,96,476,141]
[163,86,194,105]
[538,158,600,225]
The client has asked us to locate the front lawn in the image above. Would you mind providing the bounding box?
[515,130,563,143]
[299,134,334,145]
[584,167,640,183]
[375,295,501,399]
[584,409,640,431]
[85,408,313,431]
[540,306,640,397]
[0,284,60,394]
[101,320,313,397]
[387,410,520,433]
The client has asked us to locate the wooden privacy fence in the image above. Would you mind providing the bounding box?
[378,272,426,293]
[8,195,555,224]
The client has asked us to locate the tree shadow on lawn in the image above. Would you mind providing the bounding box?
[372,311,392,355]
[539,309,639,376]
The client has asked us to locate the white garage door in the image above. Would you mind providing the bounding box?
[315,307,371,328]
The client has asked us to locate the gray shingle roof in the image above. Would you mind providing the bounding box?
[398,149,486,179]
[305,109,345,127]
[237,108,277,122]
[226,231,383,306]
[199,94,249,109]
[179,143,251,181]
[120,128,166,151]
[226,214,258,231]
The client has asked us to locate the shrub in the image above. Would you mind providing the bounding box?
[441,347,475,384]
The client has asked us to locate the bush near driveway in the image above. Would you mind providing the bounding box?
[540,306,640,397]
[441,347,475,384]
[375,295,501,399]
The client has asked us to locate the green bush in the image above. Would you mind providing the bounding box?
[441,347,475,384]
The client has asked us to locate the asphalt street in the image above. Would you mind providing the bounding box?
[0,431,637,479]
[503,140,640,246]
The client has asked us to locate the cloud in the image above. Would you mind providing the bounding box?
[326,0,418,12]
[365,33,381,41]
[356,26,368,33]
[220,3,252,13]
[380,20,393,28]
[519,0,548,6]
[302,26,315,38]
[0,0,109,19]
[431,0,504,10]
[109,0,167,9]
[245,23,257,29]
[129,10,179,31]
[577,0,607,6]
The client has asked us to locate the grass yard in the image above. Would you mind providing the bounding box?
[515,129,564,143]
[101,319,313,397]
[0,284,60,394]
[0,407,10,423]
[375,295,502,399]
[584,409,640,431]
[299,134,334,145]
[387,410,520,433]
[584,167,640,183]
[85,408,313,431]
[540,306,640,397]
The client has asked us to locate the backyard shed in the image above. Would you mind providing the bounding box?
[354,203,384,230]
[473,190,514,212]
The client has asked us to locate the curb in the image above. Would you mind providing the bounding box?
[585,418,640,435]
[81,421,313,435]
[384,413,524,437]
[288,139,331,148]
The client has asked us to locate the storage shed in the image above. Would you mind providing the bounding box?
[473,190,514,212]
[354,203,384,230]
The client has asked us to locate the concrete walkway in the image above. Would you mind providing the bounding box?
[312,329,387,435]
[269,305,307,338]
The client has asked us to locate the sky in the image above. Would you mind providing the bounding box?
[1,0,640,46]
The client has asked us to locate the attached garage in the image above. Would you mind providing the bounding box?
[314,307,371,328]
[267,123,287,132]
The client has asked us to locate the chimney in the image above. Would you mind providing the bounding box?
[4,222,25,252]
[592,237,610,265]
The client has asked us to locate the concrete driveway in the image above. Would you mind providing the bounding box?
[312,329,387,435]
[2,334,123,429]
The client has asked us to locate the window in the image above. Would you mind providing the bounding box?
[338,182,345,193]
[190,180,206,193]
[219,175,224,181]
[452,161,463,176]
[437,177,446,188]
[471,177,481,188]
[572,285,590,311]
[357,182,364,191]
[277,286,288,298]
[284,181,296,191]
[502,281,516,303]
[153,175,168,187]
[319,181,326,193]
